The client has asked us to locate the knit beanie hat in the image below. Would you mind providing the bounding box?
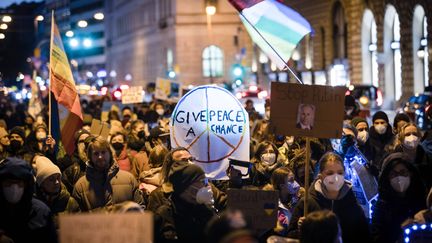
[351,117,368,128]
[34,156,61,186]
[0,127,8,139]
[372,111,389,123]
[393,113,411,128]
[168,163,205,195]
[9,126,25,140]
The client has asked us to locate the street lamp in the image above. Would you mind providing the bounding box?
[65,30,74,38]
[1,15,12,23]
[94,12,104,20]
[0,33,5,40]
[35,15,44,22]
[0,24,7,30]
[77,20,88,28]
[206,5,216,83]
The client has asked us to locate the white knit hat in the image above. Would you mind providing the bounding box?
[34,156,61,186]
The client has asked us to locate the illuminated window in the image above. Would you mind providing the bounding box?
[202,45,223,77]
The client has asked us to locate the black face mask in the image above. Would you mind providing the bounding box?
[137,131,145,139]
[111,142,124,151]
[9,140,22,152]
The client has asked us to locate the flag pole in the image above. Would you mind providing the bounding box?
[48,10,54,136]
[239,12,304,85]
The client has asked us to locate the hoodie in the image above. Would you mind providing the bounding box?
[371,152,427,243]
[287,179,370,243]
[369,125,394,170]
[0,157,57,243]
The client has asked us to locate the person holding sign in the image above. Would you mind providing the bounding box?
[72,136,143,211]
[287,152,370,243]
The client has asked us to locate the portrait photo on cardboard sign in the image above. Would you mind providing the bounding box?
[270,82,346,139]
[296,103,315,130]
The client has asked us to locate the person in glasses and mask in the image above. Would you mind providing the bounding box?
[110,131,142,179]
[0,157,57,243]
[287,152,370,243]
[371,152,427,243]
[250,141,284,188]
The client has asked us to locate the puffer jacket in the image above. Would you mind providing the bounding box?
[72,159,143,211]
[287,179,370,243]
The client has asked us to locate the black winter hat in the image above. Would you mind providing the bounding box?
[351,117,368,128]
[168,163,205,195]
[393,113,411,128]
[9,126,25,140]
[372,111,389,123]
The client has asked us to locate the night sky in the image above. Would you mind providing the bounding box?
[0,0,43,9]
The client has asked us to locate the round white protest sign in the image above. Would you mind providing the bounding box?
[170,85,249,179]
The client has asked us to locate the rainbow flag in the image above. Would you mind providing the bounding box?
[229,0,312,70]
[49,13,83,155]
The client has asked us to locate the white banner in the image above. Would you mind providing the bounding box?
[122,86,144,104]
[170,85,250,180]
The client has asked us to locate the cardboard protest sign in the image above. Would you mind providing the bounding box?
[90,119,110,139]
[122,86,144,104]
[155,78,180,101]
[59,212,153,243]
[227,189,279,235]
[270,82,346,138]
[170,85,249,179]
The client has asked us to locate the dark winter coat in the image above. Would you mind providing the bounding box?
[35,183,80,227]
[72,159,143,211]
[287,179,370,243]
[150,192,216,243]
[62,154,87,193]
[369,125,394,170]
[0,157,57,243]
[371,153,427,243]
[414,139,432,188]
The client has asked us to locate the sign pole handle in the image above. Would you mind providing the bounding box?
[304,137,311,216]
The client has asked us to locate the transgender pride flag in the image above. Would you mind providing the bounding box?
[229,0,312,70]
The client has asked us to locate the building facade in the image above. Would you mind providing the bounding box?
[283,0,432,107]
[105,0,254,88]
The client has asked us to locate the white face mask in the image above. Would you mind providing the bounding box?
[36,131,47,141]
[323,174,345,192]
[265,111,270,120]
[3,184,24,204]
[196,186,214,205]
[261,153,276,165]
[374,124,387,135]
[357,131,369,144]
[404,135,419,149]
[156,109,165,116]
[390,176,410,193]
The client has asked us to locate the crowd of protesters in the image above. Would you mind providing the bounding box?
[0,91,431,243]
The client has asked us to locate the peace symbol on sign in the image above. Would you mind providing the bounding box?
[171,86,247,163]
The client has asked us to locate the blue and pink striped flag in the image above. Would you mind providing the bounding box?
[229,0,312,70]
